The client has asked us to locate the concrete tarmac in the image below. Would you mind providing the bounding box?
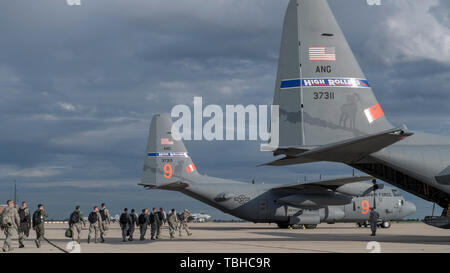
[2,222,449,253]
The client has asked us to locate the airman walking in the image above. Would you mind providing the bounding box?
[119,208,132,242]
[167,208,178,239]
[18,201,31,248]
[138,208,149,240]
[178,209,192,237]
[149,207,160,240]
[32,204,48,248]
[369,207,380,236]
[99,203,110,242]
[1,200,20,252]
[69,206,86,243]
[87,206,103,243]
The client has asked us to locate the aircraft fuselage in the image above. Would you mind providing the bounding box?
[169,181,415,226]
[352,132,450,211]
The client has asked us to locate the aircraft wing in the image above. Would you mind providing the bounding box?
[262,127,413,166]
[270,175,382,197]
[272,176,373,191]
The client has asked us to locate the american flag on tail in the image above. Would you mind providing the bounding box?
[161,138,174,145]
[309,46,336,61]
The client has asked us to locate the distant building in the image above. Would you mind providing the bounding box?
[0,205,7,214]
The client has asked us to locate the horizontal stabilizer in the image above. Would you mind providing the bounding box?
[138,181,189,190]
[263,127,412,166]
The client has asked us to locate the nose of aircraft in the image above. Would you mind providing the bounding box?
[403,201,416,217]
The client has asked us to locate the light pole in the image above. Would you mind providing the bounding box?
[13,180,17,205]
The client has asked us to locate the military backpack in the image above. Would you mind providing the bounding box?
[119,213,128,225]
[130,213,137,224]
[149,213,155,224]
[70,211,80,224]
[18,208,28,223]
[88,212,98,224]
[100,209,107,221]
[138,214,147,225]
[32,210,42,227]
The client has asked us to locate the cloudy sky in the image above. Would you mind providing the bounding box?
[0,0,449,220]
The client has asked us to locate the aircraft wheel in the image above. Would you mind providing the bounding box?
[277,223,290,229]
[382,221,391,228]
[304,224,317,229]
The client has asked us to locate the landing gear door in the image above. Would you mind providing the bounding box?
[258,199,269,219]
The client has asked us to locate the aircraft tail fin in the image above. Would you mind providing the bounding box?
[140,113,200,189]
[274,0,394,150]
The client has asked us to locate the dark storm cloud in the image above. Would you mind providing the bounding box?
[330,0,450,134]
[430,0,450,28]
[0,0,447,219]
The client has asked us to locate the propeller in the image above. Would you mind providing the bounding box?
[371,179,384,209]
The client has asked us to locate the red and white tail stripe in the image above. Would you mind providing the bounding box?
[186,164,196,173]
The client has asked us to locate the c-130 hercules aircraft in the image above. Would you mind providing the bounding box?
[260,0,450,228]
[139,114,415,228]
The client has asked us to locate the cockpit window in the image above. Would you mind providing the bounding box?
[392,189,402,197]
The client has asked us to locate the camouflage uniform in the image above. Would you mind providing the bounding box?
[33,209,48,248]
[178,211,192,236]
[100,207,110,241]
[128,212,138,241]
[149,211,160,240]
[1,206,20,252]
[138,212,149,240]
[88,211,103,243]
[119,212,132,242]
[167,212,178,239]
[156,211,164,238]
[69,210,85,243]
[18,207,31,248]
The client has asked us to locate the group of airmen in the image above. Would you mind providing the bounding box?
[0,200,48,252]
[68,203,111,244]
[1,200,194,252]
[69,205,193,243]
[118,207,192,241]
